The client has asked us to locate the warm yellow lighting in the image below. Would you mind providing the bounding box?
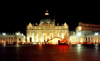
[39,27,41,29]
[80,37,83,42]
[78,26,82,31]
[55,27,57,29]
[45,10,49,15]
[46,10,48,12]
[2,33,6,35]
[77,32,81,36]
[64,23,68,29]
[45,13,49,15]
[59,27,61,29]
[69,38,72,41]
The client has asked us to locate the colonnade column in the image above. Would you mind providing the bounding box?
[52,32,54,38]
[49,33,51,40]
[11,38,12,44]
[99,37,100,44]
[95,37,96,43]
[42,32,44,42]
[97,37,99,44]
[45,33,47,42]
[17,37,18,44]
[91,37,93,43]
[37,33,38,42]
[9,38,11,44]
[93,37,96,44]
[90,37,92,44]
[32,32,34,43]
[87,37,88,42]
[58,33,59,37]
[0,37,1,43]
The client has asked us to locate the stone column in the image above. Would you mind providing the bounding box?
[87,37,88,42]
[52,32,54,38]
[9,37,11,44]
[8,38,9,44]
[3,37,5,44]
[11,37,13,44]
[58,33,59,37]
[7,37,8,43]
[49,33,50,40]
[37,33,38,42]
[11,38,12,44]
[78,37,80,42]
[99,37,100,44]
[90,37,92,43]
[92,37,94,43]
[17,37,18,44]
[62,33,64,39]
[12,37,13,44]
[90,37,91,44]
[45,33,47,42]
[42,32,44,42]
[98,37,99,43]
[94,37,96,44]
[0,37,1,43]
[32,32,34,43]
[34,33,35,42]
[96,37,99,44]
[95,37,97,44]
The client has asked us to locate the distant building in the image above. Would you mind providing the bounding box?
[0,32,25,44]
[70,22,100,44]
[26,10,69,44]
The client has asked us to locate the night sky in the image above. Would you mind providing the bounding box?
[0,1,100,35]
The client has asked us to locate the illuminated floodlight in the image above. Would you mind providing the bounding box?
[16,33,19,35]
[2,33,6,35]
[95,33,98,35]
[77,32,81,36]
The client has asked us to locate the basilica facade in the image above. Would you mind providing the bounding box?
[26,10,69,44]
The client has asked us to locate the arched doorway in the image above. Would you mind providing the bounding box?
[30,37,32,42]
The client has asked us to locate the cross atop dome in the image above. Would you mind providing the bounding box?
[45,10,49,15]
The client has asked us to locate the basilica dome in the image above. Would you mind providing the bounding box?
[40,18,54,24]
[40,10,54,24]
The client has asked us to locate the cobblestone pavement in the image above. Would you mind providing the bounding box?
[0,44,100,61]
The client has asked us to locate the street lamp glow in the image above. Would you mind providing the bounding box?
[95,33,98,35]
[78,26,82,31]
[77,32,81,36]
[16,33,19,35]
[2,33,6,35]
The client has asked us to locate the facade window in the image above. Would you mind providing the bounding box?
[29,27,31,29]
[30,37,32,42]
[59,27,61,29]
[39,27,41,29]
[55,27,57,29]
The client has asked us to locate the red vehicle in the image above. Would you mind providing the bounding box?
[58,39,68,45]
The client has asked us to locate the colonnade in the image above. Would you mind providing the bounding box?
[85,37,100,44]
[0,37,16,44]
[77,36,100,44]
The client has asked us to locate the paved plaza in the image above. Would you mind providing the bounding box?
[0,44,100,61]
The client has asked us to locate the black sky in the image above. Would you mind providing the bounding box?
[0,1,100,35]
